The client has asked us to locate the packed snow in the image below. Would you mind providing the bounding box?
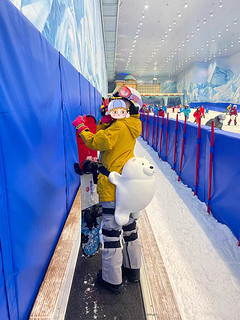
[135,138,240,320]
[167,107,240,134]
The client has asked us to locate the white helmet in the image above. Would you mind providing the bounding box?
[112,85,143,109]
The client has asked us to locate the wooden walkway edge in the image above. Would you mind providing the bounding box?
[138,211,182,320]
[30,187,81,320]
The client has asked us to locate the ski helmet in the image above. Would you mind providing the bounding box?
[111,85,143,109]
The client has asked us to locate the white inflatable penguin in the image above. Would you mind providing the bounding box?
[109,157,156,226]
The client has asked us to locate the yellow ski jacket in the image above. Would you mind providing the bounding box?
[80,114,141,202]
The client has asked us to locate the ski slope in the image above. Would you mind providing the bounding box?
[135,138,240,320]
[168,108,240,135]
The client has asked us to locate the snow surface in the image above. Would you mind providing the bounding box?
[163,108,240,134]
[135,138,240,320]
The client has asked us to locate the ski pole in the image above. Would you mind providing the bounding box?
[158,115,164,158]
[152,112,155,147]
[207,121,214,214]
[194,118,201,196]
[173,114,178,170]
[165,113,169,161]
[155,110,160,151]
[178,116,187,181]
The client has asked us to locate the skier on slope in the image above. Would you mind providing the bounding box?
[228,105,238,125]
[193,107,202,124]
[72,85,143,293]
[200,105,205,118]
[179,105,191,120]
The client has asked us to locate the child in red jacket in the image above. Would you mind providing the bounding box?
[228,105,238,125]
[193,107,202,124]
[200,105,205,118]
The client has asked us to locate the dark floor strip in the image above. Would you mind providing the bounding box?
[65,249,146,320]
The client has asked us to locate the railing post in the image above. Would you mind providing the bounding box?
[207,121,214,214]
[178,116,187,181]
[173,114,178,171]
[158,115,164,158]
[152,112,155,147]
[146,110,150,144]
[155,110,160,151]
[165,113,169,161]
[141,109,145,139]
[194,118,201,196]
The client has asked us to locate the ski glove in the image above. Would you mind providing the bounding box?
[72,116,89,134]
[101,114,113,124]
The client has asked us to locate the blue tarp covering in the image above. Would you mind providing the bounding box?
[0,1,102,319]
[141,113,240,241]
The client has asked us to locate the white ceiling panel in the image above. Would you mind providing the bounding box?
[114,0,240,79]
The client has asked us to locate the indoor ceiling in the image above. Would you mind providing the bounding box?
[114,0,240,80]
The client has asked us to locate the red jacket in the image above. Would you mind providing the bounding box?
[230,108,237,116]
[200,106,205,115]
[193,110,202,123]
[193,110,201,118]
[158,109,164,117]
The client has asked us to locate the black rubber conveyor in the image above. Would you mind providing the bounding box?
[65,249,146,320]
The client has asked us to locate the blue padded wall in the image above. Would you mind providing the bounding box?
[0,0,102,319]
[141,113,240,242]
[59,54,81,212]
[0,244,9,320]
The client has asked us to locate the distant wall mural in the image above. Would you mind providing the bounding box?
[161,80,177,93]
[177,52,240,104]
[10,0,108,95]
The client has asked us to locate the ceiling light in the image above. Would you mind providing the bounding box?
[184,2,188,8]
[234,19,238,24]
[173,19,176,25]
[231,42,234,47]
[145,4,149,9]
[219,1,223,8]
[178,11,181,18]
[238,37,240,43]
[142,14,145,19]
[197,25,200,31]
[212,36,215,42]
[203,18,207,24]
[210,11,214,17]
[226,25,229,31]
[206,41,209,47]
[140,22,143,26]
[169,26,172,31]
[191,32,194,37]
[218,32,221,37]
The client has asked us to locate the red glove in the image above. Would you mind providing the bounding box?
[72,116,88,134]
[101,114,113,124]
